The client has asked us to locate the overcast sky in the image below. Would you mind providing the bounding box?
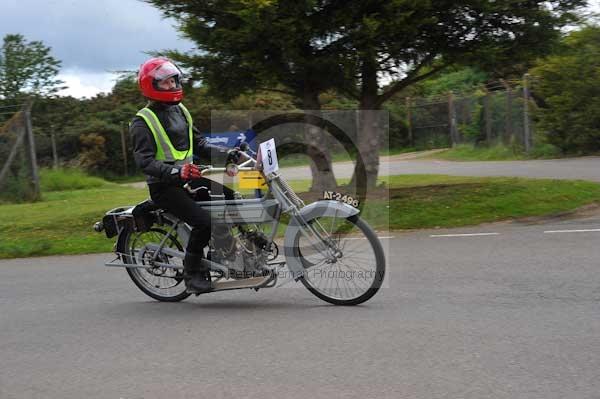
[0,0,195,98]
[1,0,599,99]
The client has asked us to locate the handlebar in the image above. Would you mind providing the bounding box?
[183,149,261,194]
[198,165,256,175]
[197,149,258,176]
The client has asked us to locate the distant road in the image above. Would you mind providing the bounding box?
[125,154,600,189]
[280,154,600,182]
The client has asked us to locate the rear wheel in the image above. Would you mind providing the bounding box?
[123,226,190,302]
[295,215,385,305]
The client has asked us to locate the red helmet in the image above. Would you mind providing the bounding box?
[138,57,184,103]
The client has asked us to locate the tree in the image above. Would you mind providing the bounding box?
[29,74,142,175]
[328,0,586,188]
[147,0,586,190]
[0,34,64,101]
[530,25,600,153]
[146,0,350,192]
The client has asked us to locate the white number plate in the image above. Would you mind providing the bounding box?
[259,138,279,175]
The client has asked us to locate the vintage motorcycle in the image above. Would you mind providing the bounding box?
[94,143,385,305]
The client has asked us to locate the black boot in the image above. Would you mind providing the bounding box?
[183,252,212,294]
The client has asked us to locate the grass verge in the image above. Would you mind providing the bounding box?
[40,168,111,192]
[430,143,563,161]
[1,174,600,259]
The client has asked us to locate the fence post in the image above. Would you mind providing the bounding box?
[448,91,458,147]
[483,86,492,145]
[121,123,129,176]
[501,80,513,145]
[50,129,59,169]
[523,73,532,152]
[0,117,27,187]
[406,96,413,146]
[24,101,41,200]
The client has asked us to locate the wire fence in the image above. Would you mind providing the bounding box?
[0,101,41,202]
[403,75,534,150]
[0,75,538,203]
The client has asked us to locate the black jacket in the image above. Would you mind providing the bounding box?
[130,102,228,185]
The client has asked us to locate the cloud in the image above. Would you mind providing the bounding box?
[3,0,599,98]
[0,0,195,73]
[0,0,195,97]
[56,69,116,98]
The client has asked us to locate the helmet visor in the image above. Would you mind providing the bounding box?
[151,61,183,92]
[151,61,182,81]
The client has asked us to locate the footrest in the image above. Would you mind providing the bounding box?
[212,275,272,291]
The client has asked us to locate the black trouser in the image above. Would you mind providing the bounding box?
[148,178,235,255]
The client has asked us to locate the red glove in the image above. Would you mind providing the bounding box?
[180,163,202,180]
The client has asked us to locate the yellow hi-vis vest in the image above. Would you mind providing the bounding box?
[136,103,194,163]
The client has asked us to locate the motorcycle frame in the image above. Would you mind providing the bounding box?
[104,154,360,283]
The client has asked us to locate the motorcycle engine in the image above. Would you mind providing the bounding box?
[209,226,271,279]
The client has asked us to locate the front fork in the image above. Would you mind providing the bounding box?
[293,212,343,263]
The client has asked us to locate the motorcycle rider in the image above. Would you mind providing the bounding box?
[130,57,239,294]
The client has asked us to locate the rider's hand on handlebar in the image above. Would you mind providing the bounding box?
[226,148,243,165]
[180,163,203,180]
[225,163,239,177]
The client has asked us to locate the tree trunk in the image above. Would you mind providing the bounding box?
[349,55,381,195]
[303,91,337,192]
[352,107,380,191]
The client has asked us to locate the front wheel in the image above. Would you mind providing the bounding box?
[295,215,385,305]
[121,226,191,302]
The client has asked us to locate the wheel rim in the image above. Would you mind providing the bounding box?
[128,229,187,298]
[297,216,381,301]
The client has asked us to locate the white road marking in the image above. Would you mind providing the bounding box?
[544,229,600,234]
[344,236,396,241]
[429,232,500,238]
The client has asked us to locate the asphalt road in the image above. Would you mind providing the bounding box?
[279,155,600,182]
[2,215,600,398]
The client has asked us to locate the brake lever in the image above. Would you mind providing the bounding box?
[184,183,209,194]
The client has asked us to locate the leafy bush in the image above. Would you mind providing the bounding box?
[0,153,39,203]
[531,26,600,153]
[529,143,562,159]
[77,133,108,172]
[0,173,38,203]
[40,168,109,192]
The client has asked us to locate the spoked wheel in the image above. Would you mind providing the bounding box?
[295,215,385,305]
[123,227,191,302]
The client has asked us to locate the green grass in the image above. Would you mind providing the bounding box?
[1,174,600,259]
[430,143,563,161]
[102,172,147,184]
[40,168,111,192]
[374,175,600,229]
[0,186,149,258]
[430,144,527,161]
[278,152,353,168]
[379,147,418,156]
